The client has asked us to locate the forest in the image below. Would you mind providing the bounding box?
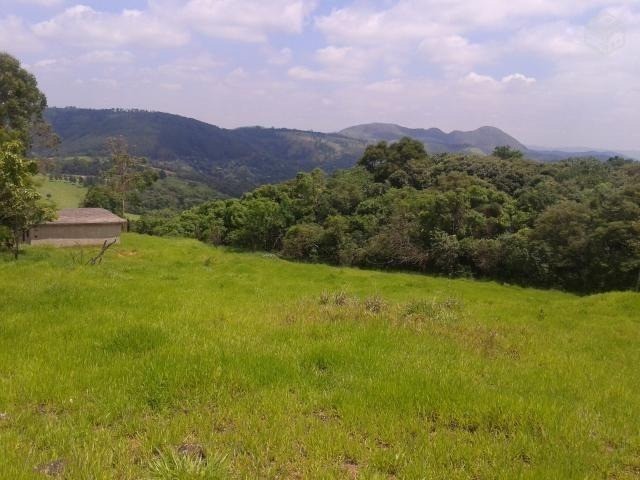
[135,139,640,293]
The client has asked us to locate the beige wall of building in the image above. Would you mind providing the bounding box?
[27,223,124,247]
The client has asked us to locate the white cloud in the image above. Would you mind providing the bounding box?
[12,0,64,5]
[32,5,189,48]
[511,22,591,58]
[316,4,445,45]
[288,45,375,82]
[316,45,372,73]
[317,1,629,44]
[461,72,537,87]
[0,15,42,53]
[155,0,317,42]
[419,35,492,71]
[155,53,224,81]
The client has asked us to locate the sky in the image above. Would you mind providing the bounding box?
[1,0,639,151]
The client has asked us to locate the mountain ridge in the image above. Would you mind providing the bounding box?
[338,122,528,155]
[41,108,632,197]
[42,107,367,196]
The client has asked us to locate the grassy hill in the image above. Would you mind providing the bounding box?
[34,175,87,209]
[1,234,639,478]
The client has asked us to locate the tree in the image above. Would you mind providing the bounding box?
[226,198,288,250]
[358,137,428,183]
[282,223,324,261]
[0,141,54,258]
[492,145,523,160]
[103,137,157,216]
[82,185,119,212]
[0,53,48,149]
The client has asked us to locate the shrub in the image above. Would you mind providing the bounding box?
[282,223,323,261]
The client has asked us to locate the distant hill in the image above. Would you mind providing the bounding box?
[339,123,527,155]
[43,108,367,196]
[42,109,630,197]
[339,123,627,161]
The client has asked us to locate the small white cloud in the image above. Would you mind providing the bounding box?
[228,67,247,80]
[34,58,60,68]
[79,50,134,64]
[287,66,334,81]
[461,72,537,89]
[502,73,536,85]
[89,77,119,88]
[365,78,404,93]
[32,56,72,72]
[266,47,293,65]
[160,83,183,91]
[122,9,143,18]
[462,72,497,85]
[153,53,224,84]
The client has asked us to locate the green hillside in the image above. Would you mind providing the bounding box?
[1,234,639,478]
[34,175,87,209]
[42,108,367,196]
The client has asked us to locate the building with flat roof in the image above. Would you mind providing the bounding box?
[26,208,127,247]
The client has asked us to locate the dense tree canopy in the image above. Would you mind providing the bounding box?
[0,54,54,258]
[0,52,48,149]
[0,141,54,258]
[135,138,640,293]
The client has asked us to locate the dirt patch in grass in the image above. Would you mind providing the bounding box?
[342,457,359,479]
[34,459,65,476]
[177,442,206,461]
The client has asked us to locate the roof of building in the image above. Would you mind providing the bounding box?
[45,208,127,225]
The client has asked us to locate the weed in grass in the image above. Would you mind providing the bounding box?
[147,449,227,480]
[319,291,330,305]
[537,308,547,321]
[177,443,207,461]
[363,295,387,314]
[333,290,351,306]
[402,297,464,325]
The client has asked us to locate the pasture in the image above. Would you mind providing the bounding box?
[0,234,638,479]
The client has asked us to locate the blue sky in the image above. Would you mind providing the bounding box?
[1,0,639,150]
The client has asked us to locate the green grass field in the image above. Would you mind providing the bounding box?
[35,175,87,209]
[1,234,639,479]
